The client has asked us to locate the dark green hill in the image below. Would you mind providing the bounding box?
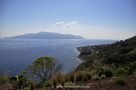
[77,35,136,70]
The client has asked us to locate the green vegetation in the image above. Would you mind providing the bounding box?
[43,80,52,88]
[64,82,75,86]
[0,56,62,89]
[78,36,136,68]
[0,74,35,90]
[76,35,136,86]
[114,76,126,86]
[115,67,127,76]
[24,56,62,84]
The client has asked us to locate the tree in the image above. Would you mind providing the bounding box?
[25,56,62,83]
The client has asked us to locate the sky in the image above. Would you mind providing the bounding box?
[0,0,136,40]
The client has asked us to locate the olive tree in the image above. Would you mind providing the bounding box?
[25,56,62,83]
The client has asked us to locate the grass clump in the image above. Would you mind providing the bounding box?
[115,67,128,76]
[114,76,126,86]
[43,80,52,88]
[92,75,100,80]
[51,72,65,87]
[103,67,113,77]
[64,82,75,86]
[74,71,91,82]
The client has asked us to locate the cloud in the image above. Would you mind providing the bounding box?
[52,21,136,40]
[64,20,77,28]
[54,20,77,28]
[54,21,65,27]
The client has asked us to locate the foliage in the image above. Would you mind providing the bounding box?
[95,66,113,77]
[103,67,113,77]
[51,72,65,86]
[77,35,136,71]
[65,72,75,82]
[115,67,128,76]
[43,80,52,88]
[0,75,34,90]
[0,76,9,84]
[92,75,100,80]
[127,61,136,74]
[114,76,125,86]
[64,82,75,86]
[100,74,106,79]
[25,56,62,83]
[52,79,57,88]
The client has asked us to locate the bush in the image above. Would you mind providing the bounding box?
[74,71,82,82]
[115,67,127,76]
[114,76,125,86]
[104,68,113,77]
[65,72,74,82]
[96,66,113,77]
[82,71,92,81]
[100,74,106,79]
[29,81,35,90]
[74,71,92,82]
[10,75,32,90]
[92,75,100,80]
[51,72,65,87]
[0,76,9,84]
[64,82,75,86]
[43,80,52,88]
[96,66,104,76]
[127,62,136,74]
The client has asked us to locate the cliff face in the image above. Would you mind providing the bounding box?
[77,36,136,70]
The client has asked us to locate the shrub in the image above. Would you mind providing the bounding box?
[100,74,106,79]
[115,67,127,76]
[74,71,83,82]
[52,79,57,88]
[74,71,92,82]
[92,75,100,80]
[104,68,113,77]
[65,72,74,82]
[0,76,9,84]
[10,75,32,90]
[43,80,52,88]
[64,82,75,86]
[96,66,104,76]
[96,66,113,77]
[127,62,136,74]
[82,71,92,81]
[51,72,65,87]
[114,76,125,86]
[29,80,35,90]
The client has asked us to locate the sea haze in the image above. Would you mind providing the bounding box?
[0,39,115,75]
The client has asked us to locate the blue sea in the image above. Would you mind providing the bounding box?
[0,39,115,75]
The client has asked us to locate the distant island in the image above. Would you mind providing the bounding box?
[10,32,84,39]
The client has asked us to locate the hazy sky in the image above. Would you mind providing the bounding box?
[0,0,136,40]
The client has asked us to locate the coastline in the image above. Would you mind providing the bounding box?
[74,48,82,62]
[76,46,93,62]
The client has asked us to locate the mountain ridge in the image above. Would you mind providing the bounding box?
[10,32,84,39]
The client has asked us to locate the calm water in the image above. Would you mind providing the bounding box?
[0,39,115,75]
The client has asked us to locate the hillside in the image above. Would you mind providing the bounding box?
[74,35,136,90]
[77,35,136,70]
[10,32,84,39]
